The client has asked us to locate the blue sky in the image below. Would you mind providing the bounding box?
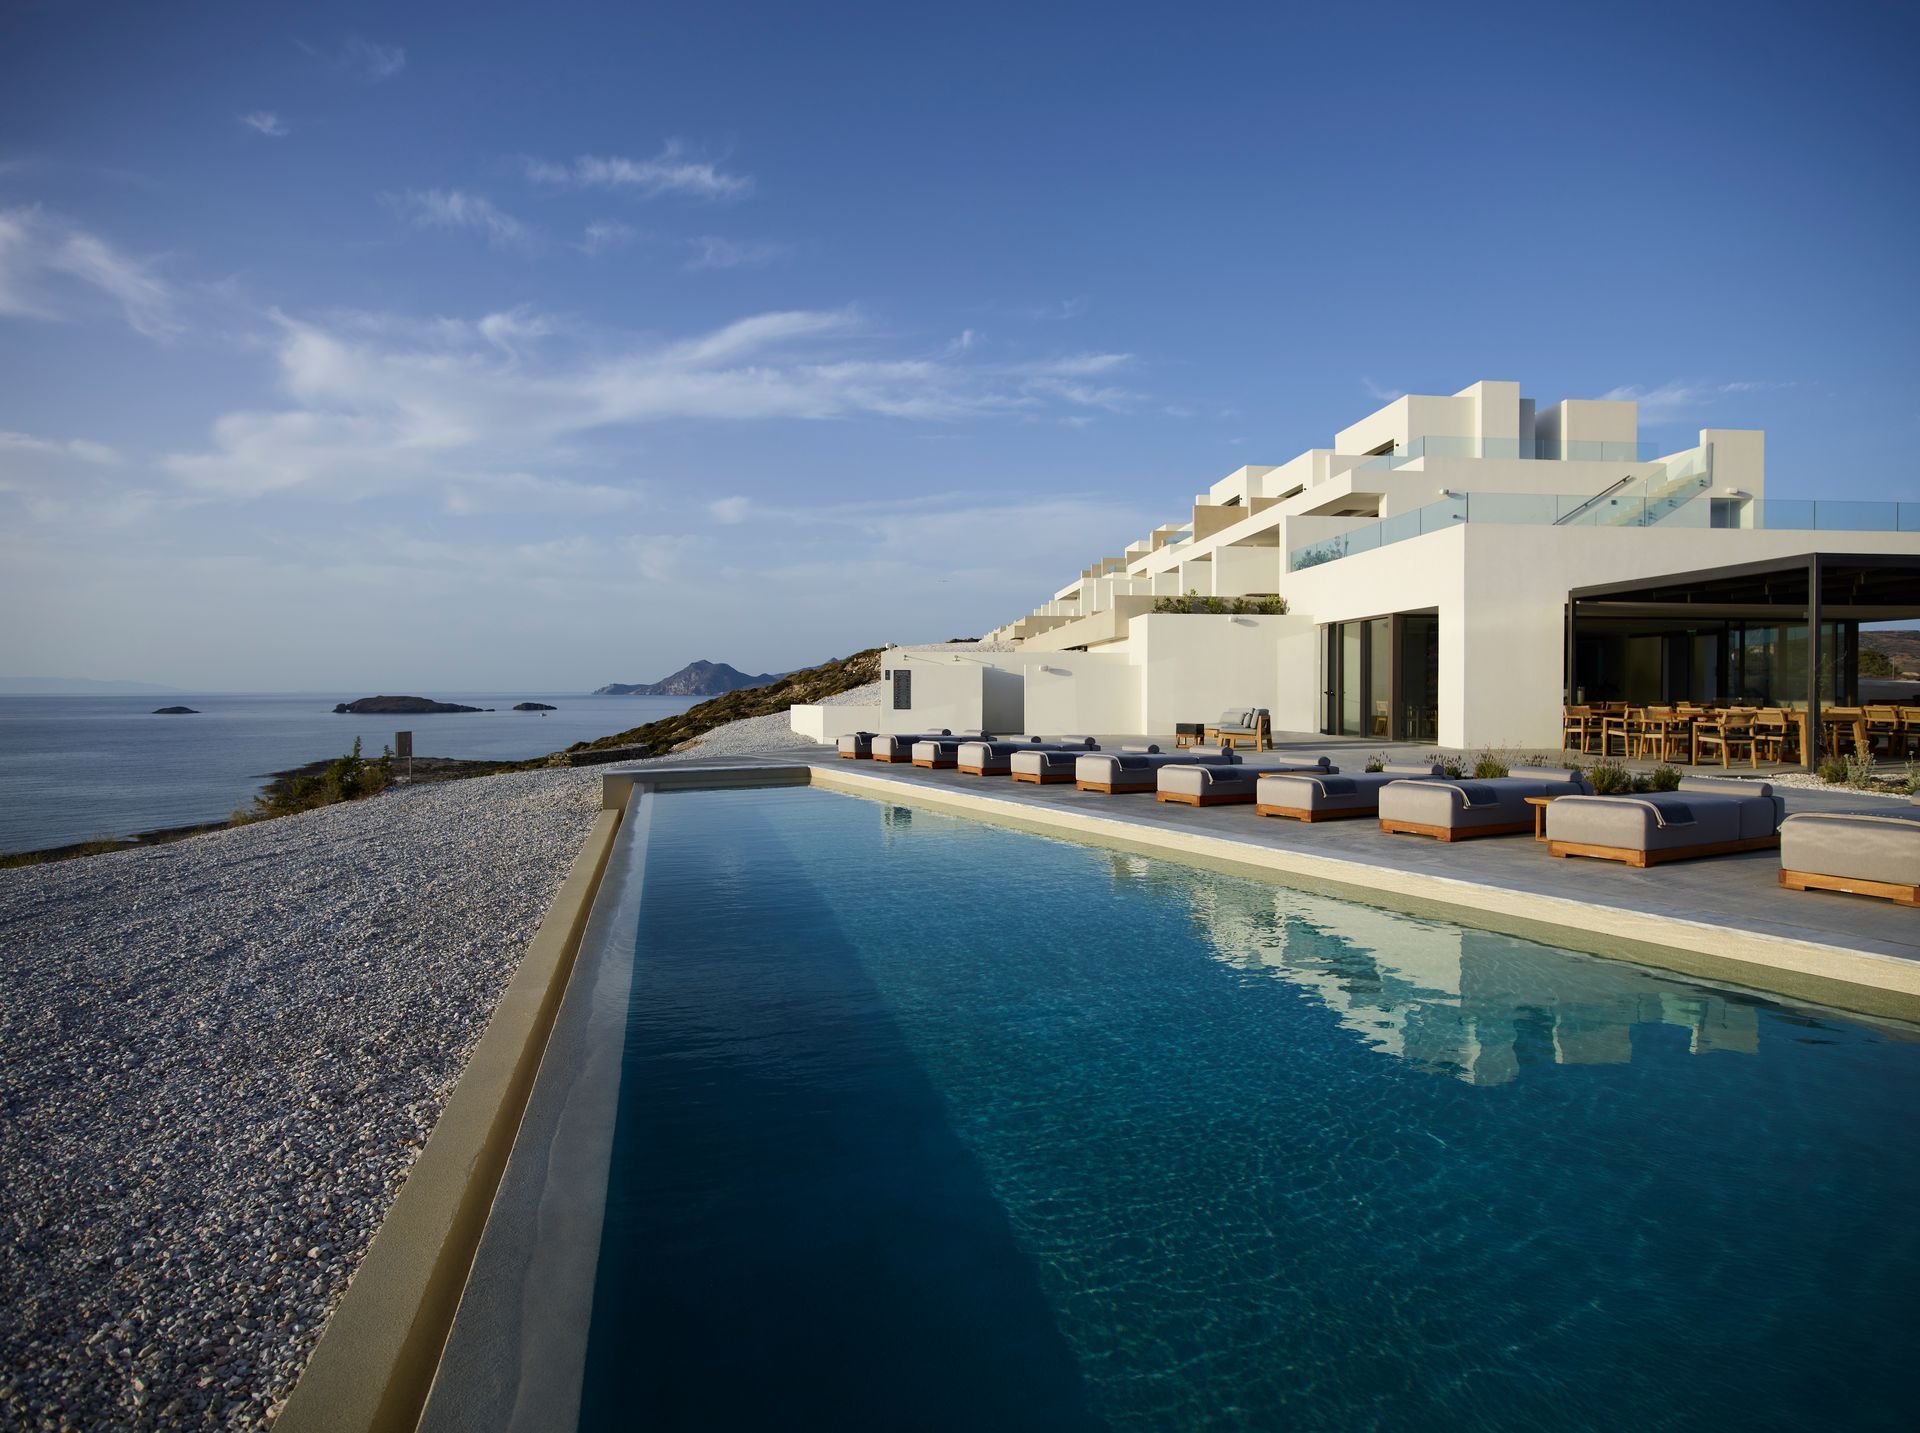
[2,0,1917,689]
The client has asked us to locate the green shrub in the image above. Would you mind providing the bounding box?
[1904,761,1920,796]
[1588,761,1635,795]
[1364,752,1387,774]
[1471,753,1510,779]
[1648,765,1682,791]
[1151,591,1290,615]
[1816,759,1848,785]
[1843,750,1877,790]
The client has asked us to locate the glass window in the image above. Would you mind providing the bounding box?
[1368,618,1391,737]
[1339,624,1363,736]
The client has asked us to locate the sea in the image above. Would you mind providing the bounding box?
[0,692,697,855]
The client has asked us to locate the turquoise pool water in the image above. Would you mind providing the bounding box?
[581,787,1920,1431]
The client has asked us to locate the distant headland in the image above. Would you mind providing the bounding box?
[595,659,782,697]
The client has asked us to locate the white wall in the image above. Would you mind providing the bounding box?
[874,656,985,733]
[788,702,883,740]
[1019,651,1142,733]
[1124,612,1312,731]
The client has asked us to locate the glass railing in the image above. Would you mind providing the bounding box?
[1287,491,1920,571]
[1354,436,1665,469]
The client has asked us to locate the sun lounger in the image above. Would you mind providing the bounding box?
[1545,777,1786,866]
[872,730,965,763]
[1254,762,1446,820]
[1156,757,1336,806]
[912,736,981,769]
[836,731,876,759]
[1010,747,1102,784]
[1378,767,1590,841]
[957,737,1097,776]
[1778,800,1920,905]
[1076,745,1240,794]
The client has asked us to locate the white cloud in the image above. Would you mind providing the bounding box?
[522,142,751,199]
[305,35,406,82]
[1361,376,1404,403]
[1599,380,1788,422]
[238,111,289,137]
[708,495,750,524]
[441,471,638,516]
[685,236,786,270]
[162,305,1149,501]
[0,205,180,338]
[388,189,536,251]
[578,219,637,255]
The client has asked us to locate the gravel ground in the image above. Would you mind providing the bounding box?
[0,765,609,1430]
[0,701,842,1431]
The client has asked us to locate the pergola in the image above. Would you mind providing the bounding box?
[1565,553,1920,767]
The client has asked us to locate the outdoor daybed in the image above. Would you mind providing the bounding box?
[1778,801,1920,905]
[1254,762,1447,820]
[1011,748,1100,784]
[1076,745,1240,795]
[1156,757,1336,807]
[957,737,1097,776]
[1543,777,1786,866]
[872,730,966,763]
[1378,768,1591,841]
[836,731,876,759]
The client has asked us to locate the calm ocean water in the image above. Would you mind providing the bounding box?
[0,692,696,855]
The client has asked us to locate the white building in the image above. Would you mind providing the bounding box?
[802,381,1920,762]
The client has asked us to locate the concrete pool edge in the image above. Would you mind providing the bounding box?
[805,763,1920,1023]
[273,798,625,1433]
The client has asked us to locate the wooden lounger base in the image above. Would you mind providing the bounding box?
[957,765,999,776]
[1156,791,1254,807]
[911,758,956,769]
[1011,772,1072,784]
[1379,818,1533,841]
[1778,868,1920,905]
[876,753,914,763]
[1076,781,1150,795]
[837,752,866,759]
[1548,835,1780,867]
[1255,804,1375,822]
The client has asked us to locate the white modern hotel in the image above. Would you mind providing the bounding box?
[796,380,1920,762]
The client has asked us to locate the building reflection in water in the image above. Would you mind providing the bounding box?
[1102,853,1762,1084]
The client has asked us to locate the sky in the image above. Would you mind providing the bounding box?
[2,0,1917,691]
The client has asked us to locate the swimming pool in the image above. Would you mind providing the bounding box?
[430,784,1920,1431]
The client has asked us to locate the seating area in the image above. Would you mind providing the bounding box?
[1562,702,1920,767]
[834,732,1917,908]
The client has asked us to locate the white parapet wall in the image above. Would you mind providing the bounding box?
[788,702,882,741]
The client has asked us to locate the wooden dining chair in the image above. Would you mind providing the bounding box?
[1864,706,1906,759]
[1562,705,1595,754]
[1752,709,1797,766]
[1695,712,1758,769]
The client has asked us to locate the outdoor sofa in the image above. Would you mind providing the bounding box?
[1543,776,1786,867]
[1075,745,1240,795]
[1777,800,1920,905]
[956,737,1097,775]
[1254,762,1447,820]
[1156,757,1337,807]
[1204,708,1271,751]
[1378,767,1591,841]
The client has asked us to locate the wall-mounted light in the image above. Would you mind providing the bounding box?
[1722,487,1749,498]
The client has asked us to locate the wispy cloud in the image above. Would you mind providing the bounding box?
[708,495,751,524]
[0,205,180,338]
[685,236,786,271]
[1599,379,1789,422]
[388,189,536,251]
[1360,376,1404,403]
[0,430,121,465]
[521,142,751,199]
[237,110,289,138]
[304,35,407,83]
[161,305,1145,501]
[1028,298,1087,321]
[577,219,637,255]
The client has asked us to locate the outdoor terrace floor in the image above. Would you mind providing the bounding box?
[754,731,1920,972]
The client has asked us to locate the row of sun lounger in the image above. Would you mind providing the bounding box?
[833,733,1918,905]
